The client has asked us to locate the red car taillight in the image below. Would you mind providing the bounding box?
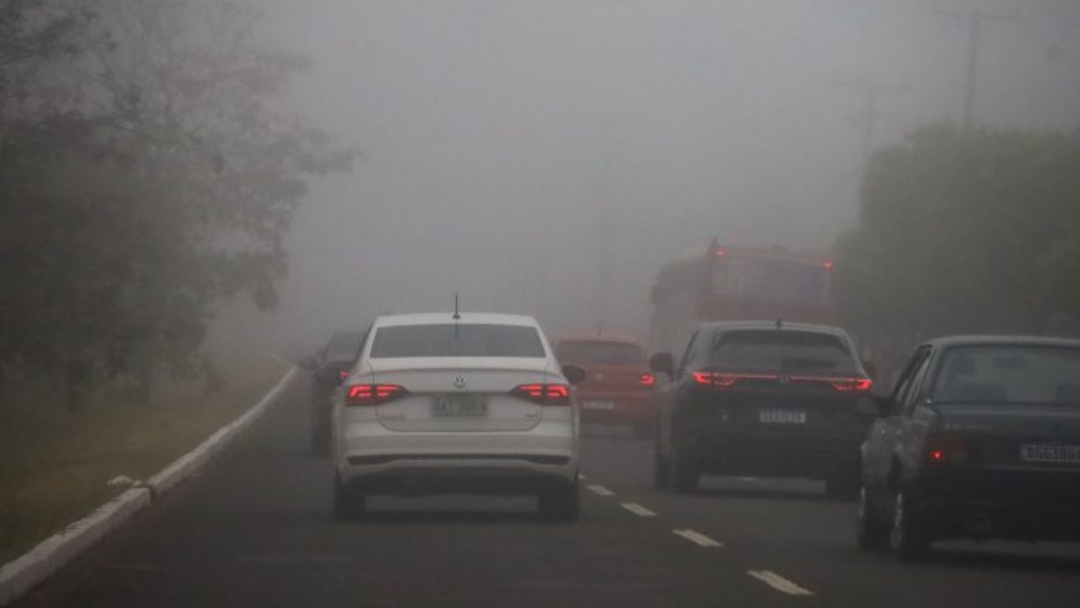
[640,373,656,387]
[339,369,350,380]
[512,384,571,406]
[345,384,407,406]
[692,372,776,387]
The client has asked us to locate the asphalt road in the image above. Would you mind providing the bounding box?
[14,374,1080,607]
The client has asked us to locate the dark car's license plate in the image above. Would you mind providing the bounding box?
[1020,443,1080,464]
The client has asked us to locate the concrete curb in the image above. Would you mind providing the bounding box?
[0,366,297,606]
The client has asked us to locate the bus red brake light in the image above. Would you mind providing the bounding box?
[346,384,407,406]
[640,373,656,387]
[512,384,571,406]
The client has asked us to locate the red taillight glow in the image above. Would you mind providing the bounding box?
[715,246,727,257]
[346,384,407,406]
[923,437,972,465]
[339,369,350,380]
[692,372,776,387]
[692,372,872,392]
[832,377,873,392]
[512,383,571,405]
[640,373,656,387]
[823,258,835,271]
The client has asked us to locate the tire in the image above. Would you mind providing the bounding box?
[856,486,890,551]
[539,478,579,522]
[669,445,699,494]
[890,488,931,561]
[332,474,366,522]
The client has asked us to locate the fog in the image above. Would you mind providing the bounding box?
[209,0,1080,357]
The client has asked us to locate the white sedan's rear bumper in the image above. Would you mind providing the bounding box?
[334,420,578,494]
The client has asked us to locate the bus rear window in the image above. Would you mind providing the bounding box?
[712,257,829,306]
[556,341,645,365]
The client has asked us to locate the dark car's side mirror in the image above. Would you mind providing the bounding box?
[649,352,675,377]
[562,364,586,386]
[298,356,318,371]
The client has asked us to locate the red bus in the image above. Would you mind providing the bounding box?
[650,239,836,353]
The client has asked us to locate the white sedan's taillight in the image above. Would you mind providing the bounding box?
[346,384,407,406]
[511,384,571,406]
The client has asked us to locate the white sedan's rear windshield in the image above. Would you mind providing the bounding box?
[370,324,546,358]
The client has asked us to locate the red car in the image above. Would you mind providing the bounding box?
[553,333,658,438]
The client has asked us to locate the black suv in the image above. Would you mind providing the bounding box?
[300,328,367,456]
[651,321,874,497]
[858,336,1080,560]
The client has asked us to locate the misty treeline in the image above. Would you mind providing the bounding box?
[835,125,1080,373]
[0,0,353,410]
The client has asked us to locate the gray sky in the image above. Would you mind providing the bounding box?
[212,0,1080,355]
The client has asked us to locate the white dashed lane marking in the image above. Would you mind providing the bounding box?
[747,570,815,596]
[619,502,658,517]
[586,484,615,497]
[672,529,723,548]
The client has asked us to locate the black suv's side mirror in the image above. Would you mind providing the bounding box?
[562,364,586,386]
[298,356,318,371]
[649,352,675,377]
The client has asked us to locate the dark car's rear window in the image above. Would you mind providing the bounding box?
[370,324,545,358]
[932,345,1080,405]
[710,330,855,374]
[556,340,644,365]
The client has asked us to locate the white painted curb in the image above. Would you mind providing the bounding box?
[0,366,297,606]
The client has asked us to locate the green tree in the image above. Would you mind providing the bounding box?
[1,0,355,408]
[835,125,1080,374]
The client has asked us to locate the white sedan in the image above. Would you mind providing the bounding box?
[331,313,585,521]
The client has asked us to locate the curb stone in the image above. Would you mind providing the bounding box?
[0,366,297,606]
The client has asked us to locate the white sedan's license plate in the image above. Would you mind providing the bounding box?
[1020,443,1080,464]
[758,409,807,424]
[430,395,487,417]
[582,400,615,410]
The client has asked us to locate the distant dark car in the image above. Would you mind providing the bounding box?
[300,328,367,456]
[651,321,874,497]
[552,333,657,438]
[857,336,1080,560]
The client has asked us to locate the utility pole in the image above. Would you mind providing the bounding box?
[835,79,906,163]
[933,6,1019,130]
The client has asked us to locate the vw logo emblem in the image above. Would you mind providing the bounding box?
[453,375,467,390]
[779,375,791,385]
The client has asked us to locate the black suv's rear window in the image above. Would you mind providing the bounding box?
[556,341,644,365]
[370,324,545,358]
[710,330,855,374]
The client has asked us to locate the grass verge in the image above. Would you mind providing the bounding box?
[0,355,289,565]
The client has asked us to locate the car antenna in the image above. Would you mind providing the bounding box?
[453,292,461,321]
